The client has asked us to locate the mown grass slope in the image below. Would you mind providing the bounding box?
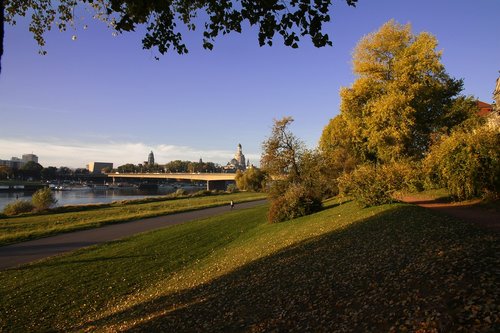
[0,192,266,245]
[0,199,497,332]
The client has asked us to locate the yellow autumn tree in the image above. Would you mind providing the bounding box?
[319,20,482,205]
[324,20,470,164]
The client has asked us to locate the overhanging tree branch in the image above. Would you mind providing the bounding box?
[1,0,359,73]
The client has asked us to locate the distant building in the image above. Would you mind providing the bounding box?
[0,159,22,169]
[0,154,38,169]
[148,151,155,165]
[22,154,38,164]
[477,101,494,117]
[224,144,247,172]
[87,162,113,174]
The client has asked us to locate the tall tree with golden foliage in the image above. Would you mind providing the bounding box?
[321,20,473,164]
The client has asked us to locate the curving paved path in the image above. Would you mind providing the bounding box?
[401,196,499,233]
[0,200,266,270]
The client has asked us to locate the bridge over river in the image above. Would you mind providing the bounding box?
[107,173,236,191]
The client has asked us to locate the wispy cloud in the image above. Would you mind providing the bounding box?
[0,139,137,167]
[0,138,260,168]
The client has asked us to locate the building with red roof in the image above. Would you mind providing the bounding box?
[476,101,493,117]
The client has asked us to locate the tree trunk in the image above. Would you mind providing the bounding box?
[0,0,4,74]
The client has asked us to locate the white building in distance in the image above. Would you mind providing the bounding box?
[224,144,247,172]
[87,162,113,174]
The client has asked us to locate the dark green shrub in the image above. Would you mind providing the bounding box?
[424,126,500,200]
[338,164,391,206]
[268,180,289,200]
[339,162,422,206]
[32,187,57,211]
[267,196,289,223]
[174,188,188,196]
[267,183,322,223]
[226,184,238,193]
[211,190,224,195]
[3,200,34,216]
[190,190,212,197]
[235,167,267,192]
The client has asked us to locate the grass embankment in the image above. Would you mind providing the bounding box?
[399,188,452,201]
[1,199,498,332]
[0,192,266,246]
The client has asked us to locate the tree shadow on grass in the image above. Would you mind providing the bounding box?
[77,205,499,332]
[322,198,352,210]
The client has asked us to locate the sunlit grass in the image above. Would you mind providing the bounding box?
[0,192,266,245]
[400,188,451,201]
[0,198,497,332]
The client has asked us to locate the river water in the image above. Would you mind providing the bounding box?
[0,186,203,211]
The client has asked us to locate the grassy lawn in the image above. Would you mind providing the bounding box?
[399,188,452,201]
[0,192,266,246]
[1,199,497,332]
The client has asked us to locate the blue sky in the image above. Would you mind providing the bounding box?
[0,0,498,168]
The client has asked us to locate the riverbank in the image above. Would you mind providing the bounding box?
[0,191,266,246]
[0,183,46,192]
[0,183,209,211]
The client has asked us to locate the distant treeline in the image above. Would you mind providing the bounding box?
[115,160,223,174]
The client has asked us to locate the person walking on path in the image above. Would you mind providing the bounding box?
[0,199,267,270]
[230,200,234,209]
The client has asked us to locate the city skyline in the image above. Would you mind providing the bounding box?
[1,0,499,168]
[0,143,255,169]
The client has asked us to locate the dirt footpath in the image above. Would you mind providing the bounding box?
[400,195,499,233]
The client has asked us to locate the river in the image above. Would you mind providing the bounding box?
[0,185,204,211]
